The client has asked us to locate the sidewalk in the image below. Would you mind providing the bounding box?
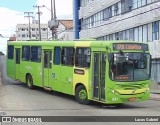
[150,88,160,101]
[0,72,2,86]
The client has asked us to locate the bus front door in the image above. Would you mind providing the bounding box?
[93,52,106,101]
[43,50,52,88]
[15,48,21,80]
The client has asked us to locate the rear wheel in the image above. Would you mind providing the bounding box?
[75,85,90,104]
[26,74,34,89]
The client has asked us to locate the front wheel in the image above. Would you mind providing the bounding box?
[26,74,34,89]
[75,85,91,105]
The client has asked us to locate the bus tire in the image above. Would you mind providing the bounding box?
[26,74,34,89]
[75,85,90,105]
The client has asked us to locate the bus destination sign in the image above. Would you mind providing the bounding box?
[113,43,148,51]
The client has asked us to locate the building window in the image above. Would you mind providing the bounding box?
[152,21,159,40]
[147,0,152,4]
[32,28,35,31]
[143,25,148,42]
[22,46,30,61]
[8,45,14,59]
[121,0,133,13]
[129,28,134,40]
[133,0,138,9]
[103,6,112,21]
[114,3,119,16]
[31,46,41,62]
[91,15,94,26]
[22,34,25,37]
[32,34,36,37]
[54,47,61,65]
[42,28,47,31]
[115,32,120,40]
[75,48,91,68]
[139,26,143,42]
[109,34,113,40]
[119,32,123,40]
[61,47,74,66]
[108,6,112,18]
[22,28,25,31]
[81,0,88,7]
[142,0,147,6]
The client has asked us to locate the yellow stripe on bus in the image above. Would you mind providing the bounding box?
[114,88,147,95]
[73,42,91,97]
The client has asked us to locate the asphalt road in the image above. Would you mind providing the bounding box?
[0,55,160,125]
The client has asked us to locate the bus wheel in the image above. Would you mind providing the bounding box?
[26,74,34,89]
[75,85,90,105]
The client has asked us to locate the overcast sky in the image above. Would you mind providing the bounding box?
[0,0,73,37]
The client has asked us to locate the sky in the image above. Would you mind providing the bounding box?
[0,0,73,54]
[0,0,73,36]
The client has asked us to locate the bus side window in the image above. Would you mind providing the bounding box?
[31,46,41,62]
[54,47,61,65]
[8,45,14,59]
[75,48,91,68]
[61,47,74,66]
[22,46,30,61]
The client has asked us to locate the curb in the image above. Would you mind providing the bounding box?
[150,92,160,95]
[149,98,160,101]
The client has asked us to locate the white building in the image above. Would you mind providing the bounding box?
[57,20,74,41]
[74,0,160,42]
[16,21,51,41]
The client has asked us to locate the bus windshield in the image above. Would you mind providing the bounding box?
[109,53,151,81]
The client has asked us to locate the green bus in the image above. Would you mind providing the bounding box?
[7,40,151,104]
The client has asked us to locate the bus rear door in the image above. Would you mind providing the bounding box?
[92,52,106,101]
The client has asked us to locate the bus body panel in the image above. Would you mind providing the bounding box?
[6,40,151,104]
[60,66,73,95]
[7,59,15,79]
[73,68,90,96]
[51,64,62,92]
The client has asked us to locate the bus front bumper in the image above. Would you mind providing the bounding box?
[106,88,150,104]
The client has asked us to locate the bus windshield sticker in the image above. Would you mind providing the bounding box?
[115,75,130,81]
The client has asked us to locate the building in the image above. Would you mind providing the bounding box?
[74,0,160,42]
[7,35,16,42]
[57,20,74,41]
[16,21,51,41]
[149,40,160,83]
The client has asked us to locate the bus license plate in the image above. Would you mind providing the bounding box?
[128,97,136,101]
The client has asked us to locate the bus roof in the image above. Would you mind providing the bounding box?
[7,40,147,48]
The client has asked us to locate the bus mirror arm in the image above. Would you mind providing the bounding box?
[108,53,113,62]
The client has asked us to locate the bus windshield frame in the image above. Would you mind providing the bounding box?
[109,52,151,82]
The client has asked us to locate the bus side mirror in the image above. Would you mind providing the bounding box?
[108,53,113,62]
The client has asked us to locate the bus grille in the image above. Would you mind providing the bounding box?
[118,83,146,90]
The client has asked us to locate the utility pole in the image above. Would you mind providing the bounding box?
[24,12,34,40]
[49,0,58,40]
[33,5,44,41]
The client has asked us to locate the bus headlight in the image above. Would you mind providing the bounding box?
[146,88,149,91]
[111,90,119,95]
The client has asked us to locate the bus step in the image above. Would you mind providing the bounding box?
[43,87,52,91]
